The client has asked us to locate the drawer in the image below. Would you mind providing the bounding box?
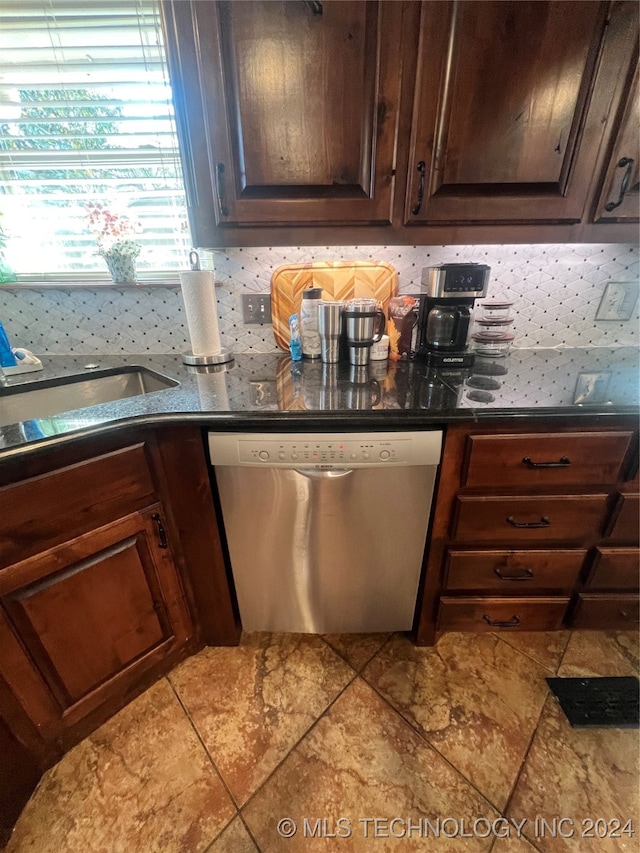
[463,432,633,488]
[0,444,156,569]
[445,549,585,594]
[586,548,639,592]
[571,594,640,629]
[438,596,569,632]
[606,493,640,543]
[453,495,608,543]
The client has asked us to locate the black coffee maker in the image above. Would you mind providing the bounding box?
[415,263,490,367]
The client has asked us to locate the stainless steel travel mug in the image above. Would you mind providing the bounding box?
[343,298,386,366]
[318,301,345,363]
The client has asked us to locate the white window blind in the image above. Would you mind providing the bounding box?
[0,0,192,278]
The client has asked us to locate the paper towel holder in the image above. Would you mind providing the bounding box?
[183,350,233,366]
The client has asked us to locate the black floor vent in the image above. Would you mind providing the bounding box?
[546,676,640,728]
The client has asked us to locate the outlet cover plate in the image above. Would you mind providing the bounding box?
[595,281,638,321]
[242,294,272,324]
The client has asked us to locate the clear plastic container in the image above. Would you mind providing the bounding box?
[479,301,514,320]
[474,316,514,337]
[471,331,514,356]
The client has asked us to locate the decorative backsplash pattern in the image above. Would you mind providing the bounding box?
[1,243,637,354]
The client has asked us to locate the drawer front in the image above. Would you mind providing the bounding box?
[572,594,640,629]
[606,493,640,543]
[464,432,633,488]
[0,444,156,569]
[587,548,639,592]
[453,495,608,543]
[438,596,569,632]
[445,549,586,594]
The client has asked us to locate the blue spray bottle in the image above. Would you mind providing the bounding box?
[0,322,17,368]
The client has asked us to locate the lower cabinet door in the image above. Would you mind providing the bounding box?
[0,505,192,743]
[438,596,570,632]
[571,593,640,629]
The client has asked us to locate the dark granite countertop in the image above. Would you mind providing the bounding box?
[0,347,638,459]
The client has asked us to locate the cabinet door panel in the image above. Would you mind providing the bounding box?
[407,0,638,224]
[587,548,639,591]
[593,67,639,222]
[572,593,640,629]
[187,0,402,225]
[0,507,191,736]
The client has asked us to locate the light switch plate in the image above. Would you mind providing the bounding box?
[242,293,272,324]
[595,281,638,321]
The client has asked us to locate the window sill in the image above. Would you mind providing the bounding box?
[0,273,185,289]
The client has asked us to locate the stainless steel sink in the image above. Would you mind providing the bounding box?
[0,367,178,427]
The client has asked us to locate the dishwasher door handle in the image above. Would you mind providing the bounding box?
[294,468,354,479]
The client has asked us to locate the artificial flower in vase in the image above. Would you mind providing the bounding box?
[85,202,142,283]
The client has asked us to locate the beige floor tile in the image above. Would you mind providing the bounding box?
[243,677,499,852]
[557,630,639,677]
[321,633,391,670]
[205,817,259,853]
[507,695,639,853]
[496,632,570,674]
[362,632,550,810]
[169,633,353,806]
[5,679,234,853]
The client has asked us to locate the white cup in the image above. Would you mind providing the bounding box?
[370,334,390,361]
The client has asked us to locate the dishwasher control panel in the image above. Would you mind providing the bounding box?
[208,431,443,468]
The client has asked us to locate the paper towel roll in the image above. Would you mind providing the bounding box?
[179,270,222,356]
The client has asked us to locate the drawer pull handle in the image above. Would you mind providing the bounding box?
[506,515,550,529]
[494,567,534,581]
[483,614,521,628]
[522,456,571,469]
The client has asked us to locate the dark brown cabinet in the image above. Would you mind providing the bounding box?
[416,421,639,644]
[164,0,407,243]
[0,506,191,744]
[405,1,638,226]
[164,0,639,246]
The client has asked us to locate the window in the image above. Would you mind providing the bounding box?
[0,0,191,279]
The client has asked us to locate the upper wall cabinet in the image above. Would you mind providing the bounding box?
[405,0,639,226]
[163,0,638,246]
[163,0,406,243]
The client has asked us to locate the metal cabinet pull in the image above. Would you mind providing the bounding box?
[411,161,426,215]
[494,567,534,581]
[506,515,550,529]
[216,162,229,217]
[151,513,168,549]
[522,456,571,469]
[605,157,634,212]
[483,614,520,628]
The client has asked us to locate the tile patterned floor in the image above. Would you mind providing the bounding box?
[5,630,639,853]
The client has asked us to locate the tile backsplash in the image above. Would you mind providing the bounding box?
[2,243,638,355]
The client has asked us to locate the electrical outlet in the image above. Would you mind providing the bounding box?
[241,293,272,324]
[595,281,639,321]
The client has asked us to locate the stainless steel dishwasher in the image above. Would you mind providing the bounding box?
[208,431,442,633]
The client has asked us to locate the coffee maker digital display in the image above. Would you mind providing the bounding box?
[415,263,490,367]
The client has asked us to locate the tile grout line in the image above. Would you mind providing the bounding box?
[319,632,395,674]
[492,630,572,677]
[165,676,250,852]
[236,665,362,815]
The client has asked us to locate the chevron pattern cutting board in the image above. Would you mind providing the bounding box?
[270,260,398,350]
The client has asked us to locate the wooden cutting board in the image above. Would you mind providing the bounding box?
[270,260,398,350]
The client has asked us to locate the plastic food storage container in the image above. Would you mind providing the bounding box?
[479,301,514,320]
[474,316,514,337]
[471,331,514,356]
